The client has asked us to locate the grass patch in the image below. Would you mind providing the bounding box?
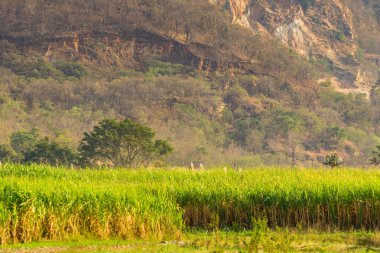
[1,231,380,252]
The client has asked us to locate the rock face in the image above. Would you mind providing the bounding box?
[210,0,379,94]
[210,0,251,28]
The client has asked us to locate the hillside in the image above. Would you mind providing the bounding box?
[0,0,380,167]
[210,0,380,95]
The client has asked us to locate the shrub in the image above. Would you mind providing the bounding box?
[370,145,380,165]
[0,52,60,78]
[323,153,342,167]
[23,138,78,166]
[10,129,40,155]
[336,31,346,42]
[320,126,345,150]
[0,144,17,162]
[55,61,88,78]
[143,59,195,77]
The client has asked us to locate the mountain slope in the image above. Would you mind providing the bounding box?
[210,0,380,95]
[0,0,380,167]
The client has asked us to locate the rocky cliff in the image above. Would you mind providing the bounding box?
[210,0,380,95]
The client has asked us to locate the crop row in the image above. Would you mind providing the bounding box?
[0,164,379,244]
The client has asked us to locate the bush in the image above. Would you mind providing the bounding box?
[10,130,40,155]
[55,62,88,78]
[143,59,195,77]
[0,52,60,78]
[23,138,78,166]
[320,126,345,150]
[336,31,346,42]
[355,47,365,62]
[371,146,380,165]
[0,144,17,162]
[323,153,342,167]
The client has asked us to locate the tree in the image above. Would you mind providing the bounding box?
[323,153,342,168]
[370,145,380,165]
[10,129,40,155]
[78,119,173,168]
[23,138,77,166]
[320,126,344,150]
[0,144,17,163]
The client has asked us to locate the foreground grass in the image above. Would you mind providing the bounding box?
[1,231,380,252]
[0,164,380,245]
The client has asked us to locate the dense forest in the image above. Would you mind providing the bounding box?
[0,0,380,167]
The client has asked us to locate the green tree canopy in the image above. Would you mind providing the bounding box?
[0,144,17,163]
[23,138,77,166]
[10,129,40,155]
[78,119,173,168]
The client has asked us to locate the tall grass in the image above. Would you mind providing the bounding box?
[0,164,380,244]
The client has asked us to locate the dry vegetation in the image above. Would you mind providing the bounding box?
[0,0,380,166]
